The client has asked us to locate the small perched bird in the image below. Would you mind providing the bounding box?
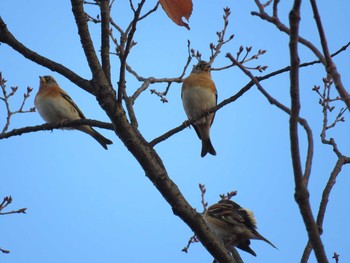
[35,75,113,150]
[181,60,217,157]
[203,199,277,256]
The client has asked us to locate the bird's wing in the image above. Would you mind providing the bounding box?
[59,91,86,119]
[207,201,246,228]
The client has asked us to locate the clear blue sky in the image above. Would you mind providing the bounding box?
[1,1,350,262]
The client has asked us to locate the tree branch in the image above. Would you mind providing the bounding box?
[301,156,349,262]
[0,196,27,254]
[289,2,328,262]
[117,0,145,102]
[100,0,111,80]
[251,1,326,64]
[0,17,93,94]
[71,0,102,79]
[252,0,350,110]
[225,53,314,186]
[309,0,350,109]
[138,2,159,21]
[70,2,236,260]
[0,119,113,140]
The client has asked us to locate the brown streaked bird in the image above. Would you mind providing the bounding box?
[203,199,277,257]
[181,60,217,157]
[34,75,113,150]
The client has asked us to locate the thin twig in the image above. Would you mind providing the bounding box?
[309,0,350,110]
[225,53,314,185]
[0,119,113,140]
[181,235,199,253]
[138,2,159,20]
[252,0,350,110]
[251,1,326,65]
[302,76,350,262]
[199,184,208,211]
[301,156,349,262]
[209,7,234,64]
[117,0,145,102]
[0,74,35,133]
[0,196,27,254]
[129,40,192,103]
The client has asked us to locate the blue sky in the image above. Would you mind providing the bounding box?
[1,1,350,262]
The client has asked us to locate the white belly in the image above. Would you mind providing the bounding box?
[35,97,80,124]
[182,86,216,123]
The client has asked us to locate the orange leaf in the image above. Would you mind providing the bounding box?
[159,0,193,30]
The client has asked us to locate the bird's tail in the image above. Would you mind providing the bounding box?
[235,241,257,257]
[91,130,113,150]
[254,230,277,250]
[78,125,113,150]
[201,138,216,157]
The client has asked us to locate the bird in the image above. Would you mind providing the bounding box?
[181,60,217,157]
[203,199,277,256]
[34,75,113,150]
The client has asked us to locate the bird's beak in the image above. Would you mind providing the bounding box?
[39,76,44,83]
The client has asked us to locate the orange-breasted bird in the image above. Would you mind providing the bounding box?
[204,199,277,257]
[34,76,113,150]
[181,61,217,157]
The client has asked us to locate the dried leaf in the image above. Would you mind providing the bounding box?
[159,0,193,30]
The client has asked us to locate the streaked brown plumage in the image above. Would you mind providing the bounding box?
[204,199,277,256]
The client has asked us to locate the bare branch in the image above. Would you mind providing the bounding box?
[289,2,328,262]
[71,0,102,78]
[123,89,138,128]
[0,196,27,254]
[309,0,350,110]
[0,17,93,93]
[252,0,350,110]
[129,40,192,103]
[138,2,160,21]
[117,0,145,102]
[209,7,234,64]
[182,234,199,253]
[301,76,350,261]
[0,119,113,140]
[301,156,349,262]
[0,73,35,133]
[225,53,314,185]
[272,0,279,18]
[251,2,326,65]
[109,17,124,36]
[199,184,208,211]
[100,0,111,80]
